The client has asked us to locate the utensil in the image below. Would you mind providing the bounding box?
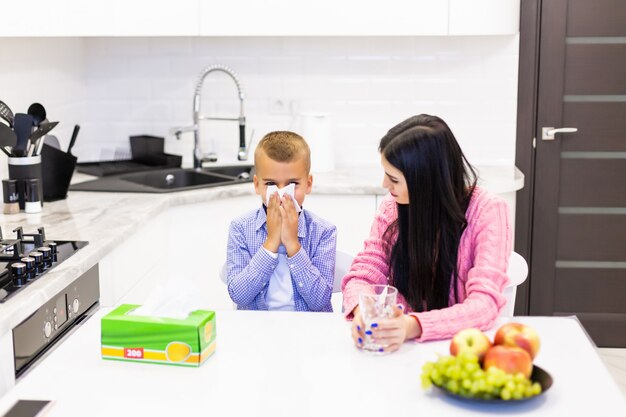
[68,124,80,154]
[0,123,17,149]
[27,103,47,126]
[29,120,58,143]
[12,113,35,156]
[0,100,14,127]
[34,136,47,157]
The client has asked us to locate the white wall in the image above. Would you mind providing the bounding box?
[0,36,519,170]
[0,38,85,179]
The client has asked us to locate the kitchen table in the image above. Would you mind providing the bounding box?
[0,309,622,417]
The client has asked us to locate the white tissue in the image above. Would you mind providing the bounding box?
[128,276,206,320]
[265,183,302,212]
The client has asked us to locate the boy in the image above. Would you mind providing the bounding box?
[226,131,337,311]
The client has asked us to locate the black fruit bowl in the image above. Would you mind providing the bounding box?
[432,365,553,403]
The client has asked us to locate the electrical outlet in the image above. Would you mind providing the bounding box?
[268,98,294,115]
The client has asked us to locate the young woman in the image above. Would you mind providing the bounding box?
[342,114,512,352]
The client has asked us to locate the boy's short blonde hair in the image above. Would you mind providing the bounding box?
[255,131,311,172]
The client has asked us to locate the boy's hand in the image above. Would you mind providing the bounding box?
[280,195,301,256]
[263,192,281,253]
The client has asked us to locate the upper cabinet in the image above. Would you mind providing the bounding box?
[199,0,449,36]
[2,0,200,36]
[448,0,520,35]
[0,0,518,37]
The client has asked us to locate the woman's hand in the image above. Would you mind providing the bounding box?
[350,306,366,348]
[369,306,420,352]
[351,305,422,353]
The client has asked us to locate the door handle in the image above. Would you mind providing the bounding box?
[541,127,578,141]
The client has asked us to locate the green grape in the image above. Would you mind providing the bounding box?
[532,382,542,395]
[524,386,534,398]
[446,380,460,394]
[500,388,512,400]
[513,373,526,384]
[461,378,472,390]
[421,374,432,389]
[464,362,479,373]
[505,380,516,392]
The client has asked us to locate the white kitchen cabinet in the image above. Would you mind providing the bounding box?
[199,0,448,36]
[448,0,520,35]
[0,333,14,397]
[1,0,199,36]
[165,196,259,310]
[98,210,169,307]
[1,0,519,36]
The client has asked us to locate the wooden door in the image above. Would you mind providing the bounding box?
[528,0,626,346]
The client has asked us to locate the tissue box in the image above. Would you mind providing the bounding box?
[101,304,216,367]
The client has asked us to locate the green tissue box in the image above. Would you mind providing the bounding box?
[101,304,216,367]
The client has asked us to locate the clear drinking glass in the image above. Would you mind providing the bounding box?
[359,285,398,354]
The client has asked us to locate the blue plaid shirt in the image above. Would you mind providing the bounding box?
[226,206,337,312]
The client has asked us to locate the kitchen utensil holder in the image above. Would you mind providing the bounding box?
[8,155,43,210]
[40,143,77,201]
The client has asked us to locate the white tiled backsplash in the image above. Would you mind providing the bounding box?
[0,36,519,173]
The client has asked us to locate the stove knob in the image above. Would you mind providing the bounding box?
[20,257,35,271]
[44,321,52,338]
[11,262,26,276]
[72,298,80,314]
[47,242,58,254]
[30,251,44,266]
[11,262,27,286]
[38,247,52,261]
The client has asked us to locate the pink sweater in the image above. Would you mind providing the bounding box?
[342,186,512,342]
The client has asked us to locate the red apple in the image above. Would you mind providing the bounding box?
[494,323,541,359]
[449,328,492,361]
[484,345,533,378]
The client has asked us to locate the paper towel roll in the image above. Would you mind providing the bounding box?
[300,113,333,173]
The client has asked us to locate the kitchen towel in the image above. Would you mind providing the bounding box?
[300,112,333,173]
[265,183,301,212]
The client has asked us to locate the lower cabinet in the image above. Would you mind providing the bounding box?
[101,194,379,310]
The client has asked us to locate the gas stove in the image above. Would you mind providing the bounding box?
[0,226,88,303]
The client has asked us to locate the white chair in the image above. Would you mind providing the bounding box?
[219,250,355,313]
[500,251,529,317]
[331,250,355,313]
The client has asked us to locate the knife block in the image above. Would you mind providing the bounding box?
[40,144,77,202]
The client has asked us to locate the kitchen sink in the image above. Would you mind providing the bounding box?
[202,165,255,179]
[70,165,254,193]
[121,169,231,190]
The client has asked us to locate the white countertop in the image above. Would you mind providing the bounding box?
[0,310,622,416]
[0,166,523,337]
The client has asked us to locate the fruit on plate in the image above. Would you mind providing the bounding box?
[449,328,492,361]
[494,322,541,359]
[421,351,542,400]
[483,345,533,378]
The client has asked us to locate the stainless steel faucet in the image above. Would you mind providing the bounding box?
[171,64,247,168]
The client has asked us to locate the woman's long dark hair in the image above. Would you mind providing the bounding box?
[380,114,477,312]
